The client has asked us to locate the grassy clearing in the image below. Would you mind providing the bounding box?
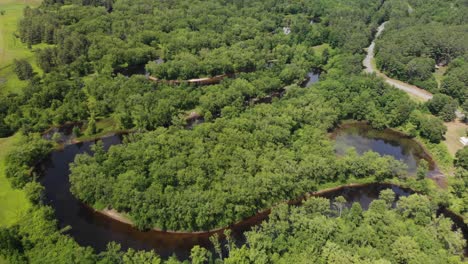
[74,117,121,142]
[0,133,30,227]
[0,0,42,94]
[433,65,448,87]
[416,135,453,174]
[443,121,467,157]
[0,0,40,231]
[312,43,330,54]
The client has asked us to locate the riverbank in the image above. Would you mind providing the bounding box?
[97,181,408,234]
[96,173,437,234]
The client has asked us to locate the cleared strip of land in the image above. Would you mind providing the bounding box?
[364,22,467,157]
[363,22,433,102]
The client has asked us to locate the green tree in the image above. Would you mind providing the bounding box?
[13,59,34,80]
[427,94,458,122]
[454,147,468,170]
[85,115,97,136]
[391,236,423,264]
[190,245,210,264]
[209,234,222,260]
[406,57,435,81]
[417,160,429,180]
[418,115,447,143]
[333,196,346,217]
[24,181,45,204]
[379,189,396,208]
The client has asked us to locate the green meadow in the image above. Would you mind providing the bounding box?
[0,134,30,227]
[0,0,41,235]
[0,0,42,94]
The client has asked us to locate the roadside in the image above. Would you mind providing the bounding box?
[363,22,467,159]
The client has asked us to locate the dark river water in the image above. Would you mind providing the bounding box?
[39,133,466,260]
[332,122,435,174]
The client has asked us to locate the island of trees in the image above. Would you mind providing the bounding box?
[0,0,466,263]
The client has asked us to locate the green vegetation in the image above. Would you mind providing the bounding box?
[441,57,468,107]
[0,0,466,262]
[426,94,458,122]
[0,135,30,227]
[0,0,42,94]
[224,191,465,263]
[447,148,468,218]
[375,0,467,101]
[70,86,410,230]
[4,133,52,189]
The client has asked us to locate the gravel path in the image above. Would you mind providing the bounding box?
[362,22,468,187]
[363,22,434,102]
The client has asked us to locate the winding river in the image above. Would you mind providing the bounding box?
[38,125,467,260]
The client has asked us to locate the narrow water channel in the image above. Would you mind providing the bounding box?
[38,131,465,260]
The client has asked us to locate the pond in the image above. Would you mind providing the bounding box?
[301,70,321,88]
[331,122,436,175]
[38,134,465,260]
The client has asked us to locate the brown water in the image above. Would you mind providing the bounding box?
[38,134,466,260]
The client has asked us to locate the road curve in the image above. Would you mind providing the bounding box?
[363,22,434,102]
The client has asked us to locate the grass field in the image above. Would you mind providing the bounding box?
[0,134,30,227]
[0,0,41,235]
[0,0,42,94]
[444,120,467,157]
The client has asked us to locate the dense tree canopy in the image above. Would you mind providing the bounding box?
[70,84,411,230]
[375,0,468,94]
[0,0,465,262]
[223,192,466,263]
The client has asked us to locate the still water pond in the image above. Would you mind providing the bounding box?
[332,122,435,174]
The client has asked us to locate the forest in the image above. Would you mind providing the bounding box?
[375,0,468,106]
[0,0,466,263]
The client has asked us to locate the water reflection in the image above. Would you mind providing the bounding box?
[332,122,435,174]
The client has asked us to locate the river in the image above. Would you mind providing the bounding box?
[38,132,466,260]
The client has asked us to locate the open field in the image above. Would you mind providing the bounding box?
[0,134,30,227]
[0,0,40,233]
[444,120,467,157]
[0,0,42,94]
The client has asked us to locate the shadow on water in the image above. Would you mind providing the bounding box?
[113,64,148,77]
[38,134,467,260]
